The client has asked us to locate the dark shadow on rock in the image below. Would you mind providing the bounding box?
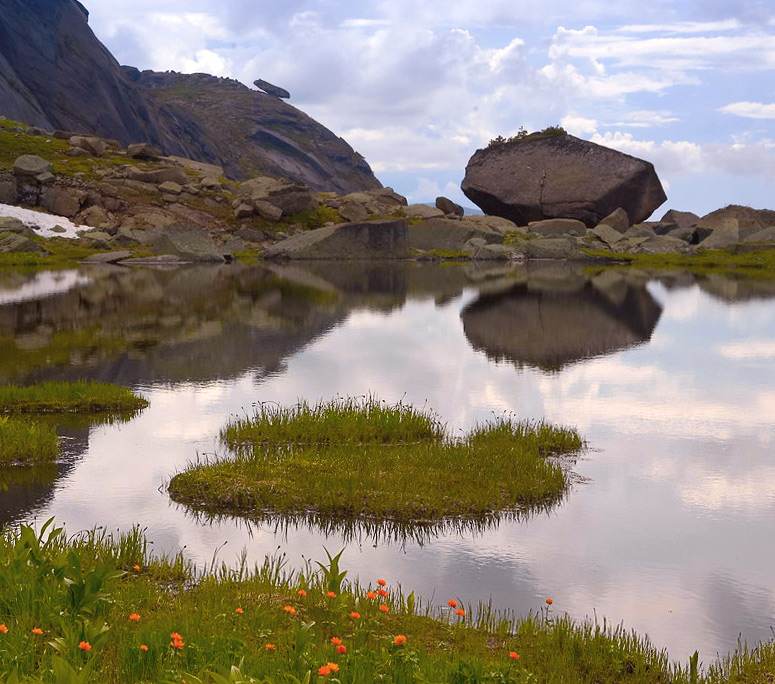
[461,269,663,371]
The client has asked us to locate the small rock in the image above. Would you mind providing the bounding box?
[436,196,464,217]
[35,171,55,185]
[65,147,90,157]
[81,250,133,264]
[529,218,587,237]
[13,154,53,177]
[405,204,445,220]
[0,181,17,204]
[253,201,283,222]
[199,177,222,190]
[0,232,43,253]
[126,142,163,159]
[69,136,106,157]
[234,203,255,219]
[158,181,183,195]
[596,207,630,233]
[51,225,67,234]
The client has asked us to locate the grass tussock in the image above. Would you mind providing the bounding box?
[0,519,769,684]
[170,399,582,523]
[0,382,148,415]
[222,396,445,447]
[0,416,58,464]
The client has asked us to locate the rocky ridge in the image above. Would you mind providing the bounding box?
[0,0,379,193]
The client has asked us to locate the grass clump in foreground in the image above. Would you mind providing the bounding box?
[0,416,58,464]
[0,520,773,684]
[0,382,148,414]
[169,398,583,523]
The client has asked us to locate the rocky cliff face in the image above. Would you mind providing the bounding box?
[0,0,380,193]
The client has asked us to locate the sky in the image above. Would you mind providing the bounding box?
[83,0,775,217]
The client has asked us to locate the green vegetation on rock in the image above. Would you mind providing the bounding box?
[169,398,581,523]
[488,125,567,147]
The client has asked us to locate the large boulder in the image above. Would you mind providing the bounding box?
[263,219,409,259]
[240,176,317,217]
[253,79,291,99]
[13,155,52,177]
[150,224,225,262]
[461,134,667,228]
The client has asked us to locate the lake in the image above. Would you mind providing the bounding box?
[1,260,773,664]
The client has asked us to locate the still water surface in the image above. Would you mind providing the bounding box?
[1,261,774,663]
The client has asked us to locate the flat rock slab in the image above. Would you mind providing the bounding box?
[462,134,666,228]
[408,217,503,252]
[263,218,410,259]
[81,251,133,264]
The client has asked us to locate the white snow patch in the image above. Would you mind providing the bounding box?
[0,203,83,239]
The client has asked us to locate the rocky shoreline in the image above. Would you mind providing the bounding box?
[2,119,775,265]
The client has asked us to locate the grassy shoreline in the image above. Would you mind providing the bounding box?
[0,416,58,464]
[583,247,775,275]
[169,399,583,524]
[0,382,148,414]
[0,520,773,683]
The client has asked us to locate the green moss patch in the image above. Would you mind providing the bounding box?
[0,381,148,414]
[170,399,582,523]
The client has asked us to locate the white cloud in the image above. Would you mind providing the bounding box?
[718,341,775,360]
[720,102,775,119]
[561,115,598,135]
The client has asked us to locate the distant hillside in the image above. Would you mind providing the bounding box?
[0,0,381,193]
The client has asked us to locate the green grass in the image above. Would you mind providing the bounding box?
[582,247,775,276]
[0,382,148,414]
[0,118,138,179]
[222,397,444,447]
[0,416,58,463]
[169,400,582,524]
[0,519,772,684]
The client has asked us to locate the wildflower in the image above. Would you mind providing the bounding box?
[337,645,347,654]
[379,604,389,613]
[298,589,307,597]
[455,608,466,617]
[132,564,141,571]
[170,632,183,641]
[349,611,360,620]
[266,643,276,651]
[326,591,337,598]
[509,651,520,660]
[0,625,7,634]
[318,665,331,676]
[78,641,91,652]
[331,637,343,646]
[327,663,340,673]
[366,591,377,600]
[235,608,244,614]
[283,605,296,615]
[32,628,43,635]
[129,613,141,621]
[394,635,407,646]
[377,589,388,598]
[447,599,457,608]
[170,632,185,650]
[140,645,149,652]
[545,598,553,605]
[377,579,387,586]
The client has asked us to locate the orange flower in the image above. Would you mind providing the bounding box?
[379,604,389,613]
[447,599,457,608]
[132,564,141,571]
[140,644,149,652]
[266,643,276,651]
[337,645,347,654]
[366,591,377,600]
[170,632,183,641]
[331,637,343,646]
[235,608,244,614]
[318,665,331,676]
[129,613,141,621]
[545,598,553,605]
[32,628,43,635]
[327,663,340,673]
[78,641,91,652]
[283,605,297,615]
[394,634,407,646]
[455,608,466,617]
[298,589,307,597]
[377,579,387,586]
[326,591,337,598]
[509,651,520,660]
[170,632,185,650]
[349,611,360,619]
[377,589,388,598]
[0,625,7,634]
